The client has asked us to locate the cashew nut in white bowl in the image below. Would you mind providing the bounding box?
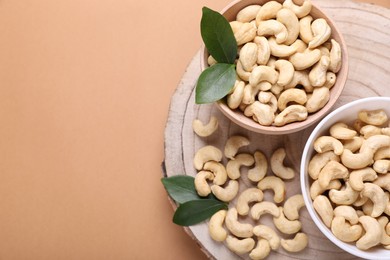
[329,122,357,140]
[308,151,340,180]
[281,232,309,252]
[193,145,223,170]
[247,151,268,182]
[236,187,264,216]
[313,136,344,155]
[211,180,239,202]
[283,194,305,221]
[225,207,254,238]
[306,87,330,113]
[226,235,255,255]
[257,176,286,203]
[373,159,390,174]
[253,36,271,65]
[273,206,302,234]
[227,80,245,109]
[224,135,250,160]
[331,216,363,243]
[342,136,364,153]
[317,160,348,189]
[360,183,388,218]
[309,56,330,87]
[249,239,271,260]
[194,170,214,197]
[313,195,334,228]
[277,88,307,112]
[270,147,295,180]
[328,182,359,205]
[192,116,219,137]
[298,15,313,43]
[283,0,312,18]
[236,4,261,23]
[268,36,298,58]
[203,161,227,186]
[308,18,331,49]
[310,179,342,200]
[253,224,280,250]
[226,153,255,180]
[274,104,308,127]
[208,209,228,242]
[360,125,382,139]
[356,216,383,250]
[244,101,275,126]
[255,0,282,25]
[250,201,280,220]
[289,48,321,70]
[348,167,377,191]
[249,65,279,86]
[239,42,258,72]
[257,19,288,44]
[276,8,300,45]
[333,205,359,225]
[358,109,388,126]
[273,59,294,87]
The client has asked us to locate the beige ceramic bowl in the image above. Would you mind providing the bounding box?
[200,0,348,135]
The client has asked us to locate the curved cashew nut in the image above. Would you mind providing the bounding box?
[281,233,308,253]
[243,83,262,105]
[274,104,308,126]
[193,145,223,170]
[348,167,377,191]
[283,0,312,18]
[226,207,254,238]
[289,48,321,70]
[299,15,313,44]
[291,39,308,53]
[330,122,357,140]
[273,207,302,234]
[230,21,257,46]
[309,55,330,87]
[203,161,227,186]
[329,39,342,73]
[374,147,390,160]
[377,216,390,245]
[342,136,364,153]
[236,60,251,81]
[270,147,295,180]
[373,159,390,174]
[358,109,388,126]
[236,188,264,216]
[208,209,228,242]
[195,170,214,197]
[239,42,258,72]
[313,195,334,228]
[276,8,300,45]
[253,225,280,250]
[318,160,348,189]
[329,182,359,205]
[361,183,388,217]
[283,194,305,221]
[360,125,382,139]
[314,136,344,155]
[334,205,359,225]
[236,4,261,23]
[356,216,382,250]
[325,71,337,89]
[274,59,294,86]
[277,88,307,112]
[306,87,330,113]
[251,201,280,220]
[310,179,342,200]
[211,180,239,202]
[226,153,255,180]
[254,36,271,65]
[255,1,282,25]
[226,235,255,255]
[284,70,313,92]
[244,101,275,126]
[249,65,279,86]
[192,117,219,137]
[257,19,288,44]
[268,36,298,58]
[257,176,286,203]
[331,216,363,243]
[308,18,331,49]
[247,151,268,182]
[258,91,277,113]
[308,151,340,180]
[249,239,271,260]
[373,172,390,192]
[224,135,250,160]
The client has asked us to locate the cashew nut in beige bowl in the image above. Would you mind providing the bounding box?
[300,97,390,259]
[200,0,348,135]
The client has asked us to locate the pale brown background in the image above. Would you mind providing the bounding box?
[0,0,388,259]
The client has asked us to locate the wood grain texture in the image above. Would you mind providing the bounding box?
[163,0,390,259]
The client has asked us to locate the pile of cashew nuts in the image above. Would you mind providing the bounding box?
[192,116,308,259]
[308,109,390,250]
[208,0,342,126]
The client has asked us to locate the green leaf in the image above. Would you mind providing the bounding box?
[201,6,237,64]
[161,176,200,204]
[195,63,236,104]
[173,199,228,226]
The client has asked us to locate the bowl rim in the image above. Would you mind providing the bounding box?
[300,96,390,259]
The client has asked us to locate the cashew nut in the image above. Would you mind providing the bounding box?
[360,183,388,217]
[211,180,239,202]
[274,59,294,87]
[299,15,313,44]
[273,207,302,234]
[231,21,257,46]
[274,105,308,126]
[236,5,261,23]
[192,116,219,137]
[284,70,313,92]
[255,1,283,25]
[277,88,307,112]
[313,195,334,228]
[314,136,344,155]
[226,235,256,255]
[291,39,308,53]
[253,225,280,250]
[270,147,295,180]
[236,60,251,81]
[308,18,331,49]
[283,0,312,18]
[358,109,388,126]
[257,176,286,203]
[281,233,308,253]
[258,91,277,113]
[289,48,321,70]
[283,194,305,221]
[226,207,254,238]
[244,101,275,126]
[317,160,348,189]
[333,205,359,225]
[349,167,377,191]
[208,209,228,242]
[226,153,255,180]
[203,161,227,186]
[253,36,271,65]
[249,239,270,260]
[268,36,298,58]
[257,19,288,44]
[248,151,268,182]
[249,65,279,86]
[330,122,357,140]
[373,173,390,192]
[310,179,342,200]
[309,55,330,87]
[324,71,337,89]
[305,87,330,113]
[224,135,250,160]
[356,216,383,250]
[342,136,364,153]
[377,216,390,245]
[360,125,382,139]
[374,147,390,160]
[195,170,214,197]
[236,188,264,216]
[239,42,258,72]
[251,201,280,220]
[243,83,262,105]
[373,159,390,174]
[353,119,366,132]
[329,39,342,73]
[331,216,363,242]
[193,145,223,170]
[276,8,300,45]
[328,182,359,205]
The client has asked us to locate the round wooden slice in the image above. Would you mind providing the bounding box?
[163,0,390,259]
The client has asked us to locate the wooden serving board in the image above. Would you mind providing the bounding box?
[163,0,390,259]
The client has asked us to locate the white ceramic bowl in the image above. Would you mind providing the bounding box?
[300,96,390,259]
